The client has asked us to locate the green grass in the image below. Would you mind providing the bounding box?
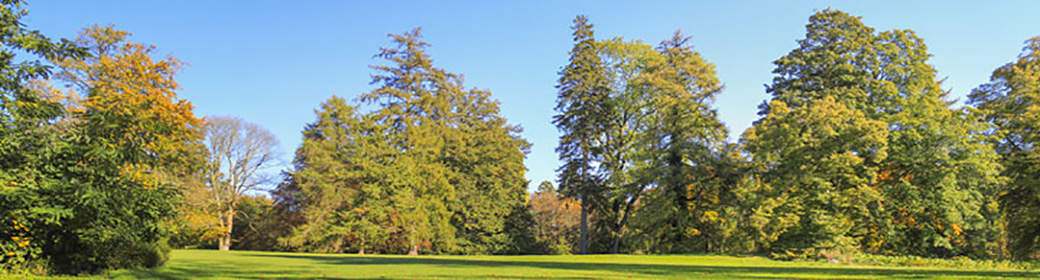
[74,249,1040,279]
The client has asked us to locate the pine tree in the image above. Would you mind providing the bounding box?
[553,15,611,254]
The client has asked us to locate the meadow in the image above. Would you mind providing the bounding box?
[65,250,1036,279]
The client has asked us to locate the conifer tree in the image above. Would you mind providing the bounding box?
[553,15,611,254]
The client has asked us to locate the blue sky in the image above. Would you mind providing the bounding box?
[25,1,1040,192]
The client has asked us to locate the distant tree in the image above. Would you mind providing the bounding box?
[204,116,278,251]
[530,181,582,254]
[969,36,1040,260]
[230,194,284,251]
[553,15,611,254]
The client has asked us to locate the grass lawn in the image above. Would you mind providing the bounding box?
[84,249,1037,279]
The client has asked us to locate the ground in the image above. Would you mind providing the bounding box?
[81,250,1040,279]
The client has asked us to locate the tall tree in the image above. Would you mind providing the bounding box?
[969,36,1040,260]
[284,28,530,256]
[360,28,458,255]
[643,31,730,253]
[593,37,657,254]
[1,19,206,273]
[553,15,611,254]
[0,0,84,273]
[204,116,278,251]
[746,9,1004,258]
[285,96,393,254]
[54,24,204,272]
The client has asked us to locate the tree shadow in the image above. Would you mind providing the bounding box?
[118,252,1040,279]
[239,253,1039,279]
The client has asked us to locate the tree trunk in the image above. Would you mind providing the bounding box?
[218,208,234,251]
[611,193,639,254]
[579,193,588,254]
[408,244,419,256]
[359,238,366,255]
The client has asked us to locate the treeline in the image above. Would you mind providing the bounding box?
[4,0,1040,275]
[545,11,1040,261]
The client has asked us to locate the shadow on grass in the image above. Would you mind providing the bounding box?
[120,252,1040,279]
[254,253,1039,279]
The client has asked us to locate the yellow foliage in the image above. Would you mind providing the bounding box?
[702,211,719,223]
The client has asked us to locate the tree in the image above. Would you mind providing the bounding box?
[204,116,278,251]
[529,181,581,254]
[0,0,84,273]
[592,37,657,254]
[275,27,536,256]
[360,27,532,255]
[47,24,203,273]
[1,17,206,273]
[284,96,393,254]
[553,15,611,254]
[745,9,1004,258]
[743,96,888,257]
[969,36,1040,260]
[359,28,460,255]
[631,31,730,254]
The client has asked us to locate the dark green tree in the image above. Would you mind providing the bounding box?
[285,28,531,256]
[553,15,611,254]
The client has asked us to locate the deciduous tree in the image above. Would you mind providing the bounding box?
[204,116,278,251]
[969,36,1040,260]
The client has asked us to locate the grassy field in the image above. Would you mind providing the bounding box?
[63,249,1037,279]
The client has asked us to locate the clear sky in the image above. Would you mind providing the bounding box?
[24,1,1040,192]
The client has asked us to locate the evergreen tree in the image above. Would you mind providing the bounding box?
[285,28,531,255]
[553,15,611,254]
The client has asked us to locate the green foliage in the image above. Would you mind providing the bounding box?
[283,28,531,255]
[553,15,612,254]
[623,31,732,254]
[744,9,1005,259]
[555,27,732,254]
[744,96,889,257]
[969,36,1040,260]
[1,3,203,274]
[229,195,284,251]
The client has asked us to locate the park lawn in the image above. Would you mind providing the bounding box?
[86,249,1039,279]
